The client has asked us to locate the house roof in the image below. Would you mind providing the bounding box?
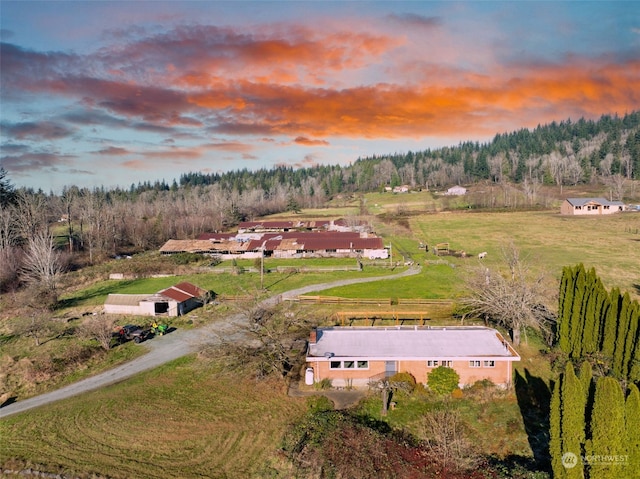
[105,294,151,306]
[158,282,207,302]
[238,220,332,231]
[163,231,384,254]
[307,326,520,361]
[159,239,218,253]
[173,282,207,298]
[196,233,235,241]
[565,197,624,207]
[158,287,192,302]
[159,239,251,253]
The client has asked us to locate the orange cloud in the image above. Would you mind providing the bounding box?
[294,137,330,146]
[190,57,640,139]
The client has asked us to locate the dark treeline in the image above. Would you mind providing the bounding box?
[123,111,639,198]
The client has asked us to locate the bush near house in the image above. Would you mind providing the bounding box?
[427,366,460,396]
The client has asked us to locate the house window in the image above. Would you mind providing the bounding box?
[330,360,369,369]
[326,249,337,253]
[483,360,495,368]
[469,360,481,368]
[428,360,452,367]
[296,250,304,254]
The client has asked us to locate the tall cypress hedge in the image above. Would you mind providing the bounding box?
[556,265,640,383]
[561,363,586,479]
[626,384,640,479]
[587,377,626,479]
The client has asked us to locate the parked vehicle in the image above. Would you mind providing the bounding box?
[115,324,152,344]
[151,322,168,336]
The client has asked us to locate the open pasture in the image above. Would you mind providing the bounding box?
[315,210,640,302]
[407,210,640,297]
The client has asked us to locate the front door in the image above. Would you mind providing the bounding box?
[385,361,397,377]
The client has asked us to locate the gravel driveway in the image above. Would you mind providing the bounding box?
[0,266,420,418]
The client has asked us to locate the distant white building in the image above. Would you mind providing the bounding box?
[445,185,467,196]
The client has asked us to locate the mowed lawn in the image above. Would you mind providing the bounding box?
[0,356,308,479]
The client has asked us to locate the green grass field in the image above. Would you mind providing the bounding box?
[59,263,403,309]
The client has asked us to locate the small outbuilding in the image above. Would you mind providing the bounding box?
[104,282,209,317]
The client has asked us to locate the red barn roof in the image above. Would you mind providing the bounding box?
[159,282,207,302]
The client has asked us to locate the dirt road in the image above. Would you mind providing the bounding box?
[0,266,420,418]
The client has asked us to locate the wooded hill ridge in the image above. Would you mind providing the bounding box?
[8,111,640,201]
[175,110,640,198]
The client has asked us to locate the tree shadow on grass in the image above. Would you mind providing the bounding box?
[56,280,137,310]
[514,369,552,473]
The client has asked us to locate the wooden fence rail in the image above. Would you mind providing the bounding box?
[291,295,453,306]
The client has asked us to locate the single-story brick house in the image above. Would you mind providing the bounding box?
[560,197,625,215]
[305,326,520,389]
[104,282,209,317]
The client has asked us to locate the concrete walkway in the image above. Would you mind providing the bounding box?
[0,266,420,418]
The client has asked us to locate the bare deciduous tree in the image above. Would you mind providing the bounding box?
[20,231,65,305]
[0,246,22,292]
[459,242,555,346]
[78,315,118,350]
[417,408,480,472]
[13,313,53,346]
[0,205,19,249]
[209,295,314,381]
[544,151,566,194]
[14,192,48,240]
[608,173,626,201]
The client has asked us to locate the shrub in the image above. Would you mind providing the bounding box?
[171,252,205,265]
[427,366,460,396]
[463,378,499,401]
[314,378,332,390]
[389,372,417,392]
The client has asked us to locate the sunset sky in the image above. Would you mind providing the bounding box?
[1,1,639,193]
